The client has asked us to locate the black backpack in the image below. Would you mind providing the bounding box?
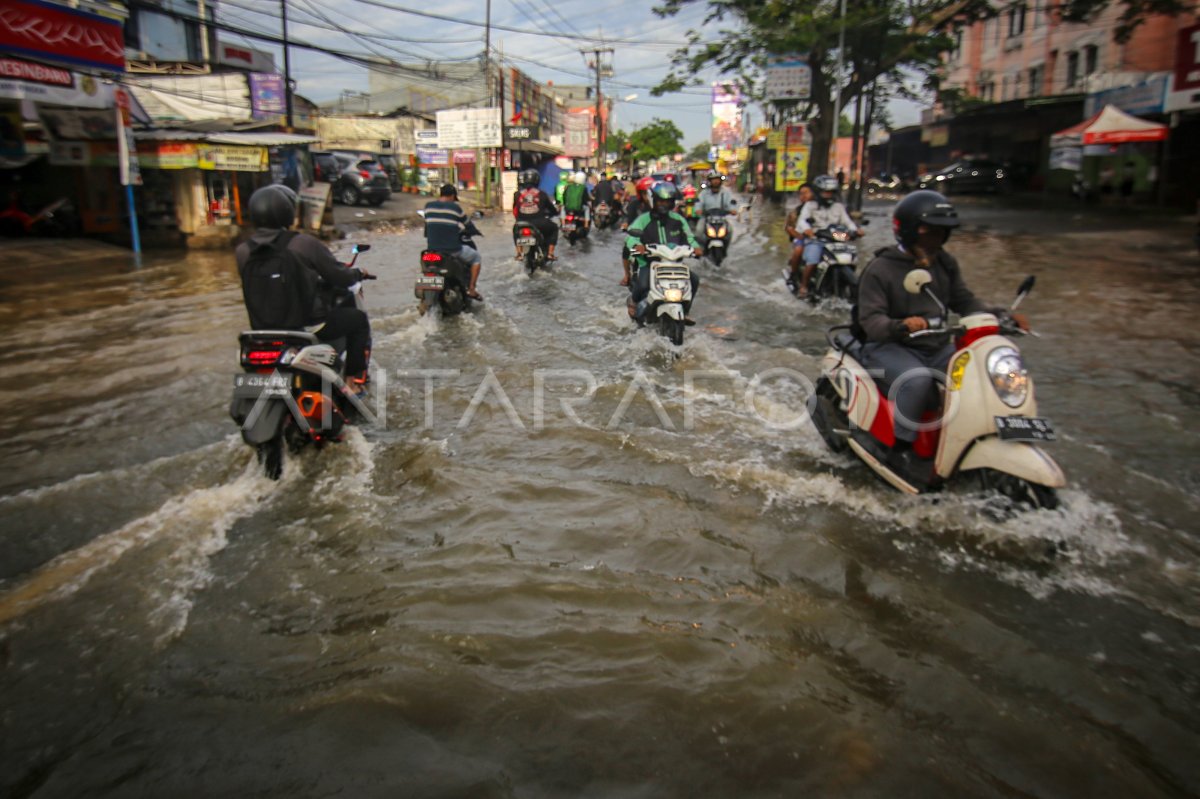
[239,231,313,330]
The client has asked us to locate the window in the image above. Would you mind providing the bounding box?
[1033,0,1045,27]
[1008,4,1027,37]
[1028,64,1043,96]
[1066,51,1079,87]
[1084,44,1099,75]
[951,29,964,63]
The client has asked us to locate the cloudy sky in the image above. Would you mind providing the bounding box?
[217,0,926,147]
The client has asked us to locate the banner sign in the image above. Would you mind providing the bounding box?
[1166,23,1200,112]
[1049,146,1082,171]
[0,0,125,72]
[197,144,268,171]
[0,62,110,108]
[417,147,450,167]
[564,110,592,158]
[115,87,142,186]
[505,124,539,141]
[785,124,806,147]
[711,83,743,150]
[764,54,811,101]
[453,149,476,163]
[248,73,286,119]
[774,146,810,192]
[139,142,198,169]
[1085,74,1168,116]
[436,107,501,149]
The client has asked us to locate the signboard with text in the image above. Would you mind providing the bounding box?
[436,108,501,149]
[764,54,811,101]
[505,124,540,141]
[1166,23,1200,112]
[0,0,125,72]
[564,110,593,158]
[775,146,810,192]
[197,145,268,171]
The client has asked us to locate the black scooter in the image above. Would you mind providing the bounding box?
[415,211,482,316]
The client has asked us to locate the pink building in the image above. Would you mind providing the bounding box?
[940,3,1190,103]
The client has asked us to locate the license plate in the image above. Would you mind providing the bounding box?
[994,416,1056,442]
[707,240,724,247]
[517,236,537,246]
[562,223,576,232]
[415,275,444,289]
[233,372,289,398]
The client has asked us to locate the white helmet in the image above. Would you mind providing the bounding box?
[572,171,586,184]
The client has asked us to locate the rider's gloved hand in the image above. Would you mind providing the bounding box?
[903,316,928,334]
[693,246,704,257]
[633,244,648,255]
[1010,312,1031,332]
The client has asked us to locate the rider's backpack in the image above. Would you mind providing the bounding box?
[517,188,542,216]
[239,231,313,329]
[562,182,586,210]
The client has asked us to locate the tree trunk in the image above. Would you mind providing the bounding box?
[808,99,834,187]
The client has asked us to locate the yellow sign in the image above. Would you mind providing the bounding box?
[774,146,809,192]
[197,145,268,172]
[735,147,749,161]
[767,130,785,149]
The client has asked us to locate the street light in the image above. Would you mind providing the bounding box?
[623,93,639,102]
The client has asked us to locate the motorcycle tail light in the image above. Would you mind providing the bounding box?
[421,252,443,262]
[521,227,532,236]
[246,349,281,365]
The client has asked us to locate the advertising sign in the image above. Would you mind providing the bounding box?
[248,73,286,119]
[197,145,268,171]
[1049,147,1082,171]
[0,0,125,72]
[764,54,811,101]
[774,146,810,192]
[138,142,198,169]
[1085,74,1168,116]
[299,182,333,232]
[436,108,502,149]
[1,61,110,108]
[1166,23,1200,112]
[115,87,142,186]
[453,150,476,163]
[711,83,743,150]
[564,110,593,158]
[505,124,540,141]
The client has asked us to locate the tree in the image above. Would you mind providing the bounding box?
[629,118,686,161]
[686,141,712,162]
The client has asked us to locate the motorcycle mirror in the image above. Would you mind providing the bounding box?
[416,209,427,219]
[353,244,371,253]
[903,268,933,295]
[1016,275,1035,296]
[472,210,484,219]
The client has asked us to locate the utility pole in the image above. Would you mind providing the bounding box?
[281,0,293,129]
[830,0,846,174]
[583,46,613,171]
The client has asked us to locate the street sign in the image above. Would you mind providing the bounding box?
[505,125,539,141]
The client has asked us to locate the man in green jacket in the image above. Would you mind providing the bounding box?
[625,181,703,322]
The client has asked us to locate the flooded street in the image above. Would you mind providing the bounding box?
[1,198,1198,797]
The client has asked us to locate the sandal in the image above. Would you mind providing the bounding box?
[619,276,630,286]
[467,289,484,300]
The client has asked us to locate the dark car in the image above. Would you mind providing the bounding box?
[917,159,1008,194]
[313,151,391,206]
[332,149,403,192]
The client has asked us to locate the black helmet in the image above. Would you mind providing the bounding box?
[248,184,298,229]
[519,168,540,188]
[893,190,960,246]
[649,181,679,213]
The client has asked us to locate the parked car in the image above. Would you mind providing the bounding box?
[917,159,1008,194]
[314,151,392,206]
[331,149,403,192]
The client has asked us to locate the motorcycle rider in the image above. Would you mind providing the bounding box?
[794,174,863,298]
[235,184,372,387]
[626,181,703,322]
[513,167,558,262]
[554,170,570,208]
[856,189,1023,481]
[695,170,738,244]
[561,170,591,235]
[619,175,655,286]
[424,183,483,300]
[783,183,815,291]
[591,170,619,224]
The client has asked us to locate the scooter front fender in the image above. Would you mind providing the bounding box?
[956,438,1065,488]
[657,303,684,321]
[232,398,289,445]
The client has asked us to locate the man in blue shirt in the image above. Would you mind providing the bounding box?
[424,184,483,299]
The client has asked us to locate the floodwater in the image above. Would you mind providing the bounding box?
[1,197,1198,797]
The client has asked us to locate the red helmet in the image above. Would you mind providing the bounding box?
[635,176,655,194]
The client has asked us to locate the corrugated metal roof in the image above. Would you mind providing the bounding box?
[133,130,320,145]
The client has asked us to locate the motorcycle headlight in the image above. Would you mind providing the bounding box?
[987,346,1028,408]
[717,226,727,236]
[706,226,717,237]
[663,288,684,303]
[833,230,849,242]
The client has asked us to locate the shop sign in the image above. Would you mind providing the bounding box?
[0,0,125,72]
[452,149,476,164]
[1166,23,1200,112]
[0,62,109,108]
[505,125,539,141]
[417,147,449,166]
[766,130,784,149]
[197,144,268,171]
[1085,74,1168,117]
[774,146,810,192]
[249,73,286,119]
[139,142,198,169]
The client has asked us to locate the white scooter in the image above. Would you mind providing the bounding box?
[633,243,696,346]
[809,270,1064,509]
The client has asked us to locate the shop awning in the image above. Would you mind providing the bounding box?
[504,138,563,155]
[1050,104,1168,147]
[134,130,319,146]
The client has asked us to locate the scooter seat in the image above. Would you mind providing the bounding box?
[833,330,864,360]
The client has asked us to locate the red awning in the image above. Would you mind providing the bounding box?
[1050,104,1167,147]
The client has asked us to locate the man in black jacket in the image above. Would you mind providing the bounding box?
[856,190,992,472]
[235,185,372,384]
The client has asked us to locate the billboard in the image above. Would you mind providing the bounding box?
[764,54,811,101]
[711,83,743,150]
[564,109,593,158]
[436,108,502,149]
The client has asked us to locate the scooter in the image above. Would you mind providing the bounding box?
[789,224,862,302]
[229,244,376,479]
[514,221,551,276]
[701,212,733,266]
[414,211,481,316]
[809,270,1064,509]
[633,243,696,346]
[562,210,588,245]
[593,202,616,230]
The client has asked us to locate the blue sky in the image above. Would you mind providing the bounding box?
[218,0,926,148]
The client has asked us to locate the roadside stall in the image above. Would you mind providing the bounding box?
[1048,104,1168,202]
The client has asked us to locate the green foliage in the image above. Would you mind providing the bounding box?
[628,118,686,161]
[686,141,712,161]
